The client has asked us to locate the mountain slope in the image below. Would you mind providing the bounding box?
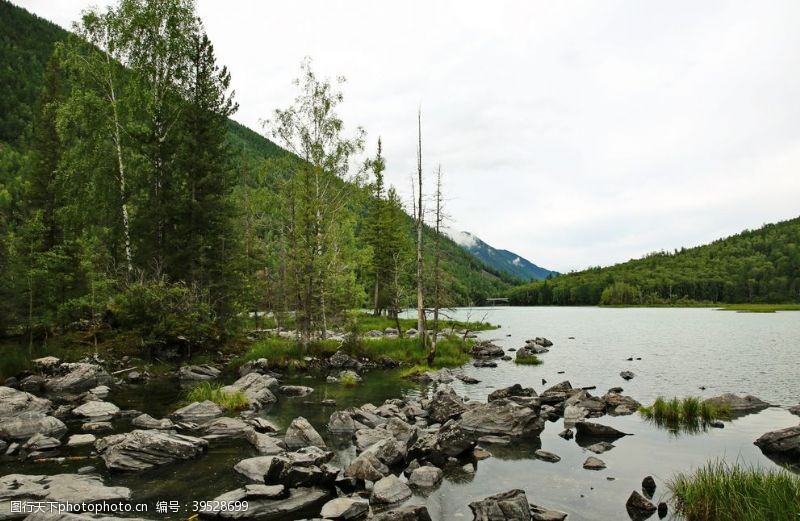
[449,230,557,281]
[508,217,800,305]
[0,0,512,305]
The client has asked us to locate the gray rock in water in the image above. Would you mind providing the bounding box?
[238,358,270,377]
[96,429,208,471]
[234,456,277,482]
[82,421,113,433]
[170,400,223,424]
[371,505,432,521]
[371,474,412,505]
[531,504,568,521]
[72,401,120,420]
[44,363,113,393]
[619,371,635,381]
[362,437,406,466]
[0,411,67,440]
[534,449,561,463]
[575,421,630,440]
[328,350,361,369]
[425,386,467,424]
[319,497,369,520]
[245,429,286,455]
[284,416,326,449]
[488,384,536,402]
[178,364,220,381]
[704,393,770,413]
[408,465,443,488]
[469,489,532,521]
[0,386,52,416]
[280,385,314,397]
[436,419,475,457]
[0,473,130,518]
[202,417,251,439]
[23,433,61,451]
[754,425,800,458]
[789,404,800,416]
[220,373,278,408]
[18,375,45,393]
[604,392,641,416]
[459,400,543,438]
[344,451,388,482]
[328,411,356,434]
[583,456,606,470]
[471,341,505,358]
[478,435,511,445]
[66,434,96,447]
[31,356,61,373]
[626,490,657,519]
[585,441,615,454]
[563,405,587,427]
[206,485,329,520]
[355,427,393,452]
[131,413,174,430]
[23,514,150,521]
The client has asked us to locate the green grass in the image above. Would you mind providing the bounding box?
[639,396,729,432]
[717,303,800,313]
[338,371,359,387]
[669,460,800,521]
[351,312,497,334]
[514,353,543,365]
[185,382,249,411]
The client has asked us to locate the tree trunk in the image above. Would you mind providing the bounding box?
[416,110,425,346]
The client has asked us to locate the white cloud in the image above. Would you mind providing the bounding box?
[16,0,800,272]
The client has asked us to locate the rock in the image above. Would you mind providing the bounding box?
[558,429,573,440]
[704,393,770,413]
[32,356,61,373]
[362,437,406,466]
[328,411,356,434]
[436,419,475,457]
[534,449,561,463]
[0,474,130,518]
[320,497,369,519]
[371,505,432,521]
[96,430,208,471]
[575,421,630,440]
[247,417,279,433]
[245,429,286,455]
[789,404,800,416]
[488,384,536,402]
[405,329,418,336]
[471,341,505,358]
[583,456,606,470]
[86,385,111,400]
[238,358,270,376]
[642,475,657,497]
[45,363,113,393]
[221,373,278,408]
[0,386,52,416]
[384,327,399,336]
[469,489,531,521]
[604,393,642,415]
[19,375,45,393]
[371,474,412,505]
[458,375,481,384]
[530,505,568,521]
[263,452,337,489]
[345,451,389,481]
[202,485,330,520]
[234,456,278,482]
[385,417,419,446]
[408,465,443,488]
[280,385,314,397]
[657,502,668,518]
[0,412,67,440]
[131,413,174,430]
[284,417,326,449]
[473,360,498,368]
[77,466,96,475]
[72,401,120,420]
[754,425,800,458]
[478,435,511,445]
[585,441,615,454]
[23,433,61,451]
[626,490,657,519]
[425,386,467,424]
[328,351,360,369]
[178,364,220,381]
[202,417,251,439]
[620,371,635,381]
[82,421,112,433]
[459,400,544,438]
[366,329,383,337]
[66,434,96,447]
[608,387,624,394]
[563,405,587,426]
[170,400,223,424]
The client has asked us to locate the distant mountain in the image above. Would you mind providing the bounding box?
[448,230,558,281]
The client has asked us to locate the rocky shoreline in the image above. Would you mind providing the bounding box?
[1,339,798,521]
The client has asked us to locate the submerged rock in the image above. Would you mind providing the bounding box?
[754,425,800,458]
[96,429,208,471]
[704,393,770,413]
[469,489,531,521]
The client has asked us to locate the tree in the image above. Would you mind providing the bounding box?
[415,110,425,345]
[429,164,444,363]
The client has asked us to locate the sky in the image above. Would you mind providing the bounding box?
[16,0,800,273]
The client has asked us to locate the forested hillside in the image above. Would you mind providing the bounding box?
[508,217,800,306]
[0,0,512,346]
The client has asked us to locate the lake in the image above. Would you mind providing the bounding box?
[5,307,799,520]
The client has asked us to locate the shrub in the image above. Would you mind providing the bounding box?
[514,354,542,365]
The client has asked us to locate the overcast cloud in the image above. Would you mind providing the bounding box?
[16,0,800,272]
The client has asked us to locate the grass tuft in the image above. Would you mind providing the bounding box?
[639,396,729,432]
[338,371,359,387]
[514,354,543,365]
[669,460,800,521]
[186,382,249,411]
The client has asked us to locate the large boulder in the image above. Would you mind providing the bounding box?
[488,384,536,402]
[704,394,770,413]
[202,417,251,439]
[220,373,278,408]
[371,474,412,505]
[200,485,330,520]
[96,430,208,471]
[170,400,223,424]
[471,342,505,358]
[344,451,388,482]
[0,474,130,519]
[754,425,800,459]
[284,417,326,449]
[603,392,641,415]
[178,364,220,381]
[0,412,67,440]
[72,401,120,420]
[0,386,52,416]
[425,386,467,424]
[362,437,406,466]
[234,456,277,482]
[44,363,112,393]
[245,429,286,455]
[408,465,443,488]
[328,351,361,370]
[468,489,531,521]
[328,411,356,434]
[437,420,475,457]
[459,400,543,438]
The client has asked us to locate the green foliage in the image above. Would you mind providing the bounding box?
[338,371,359,387]
[669,460,800,521]
[719,303,800,313]
[185,382,249,411]
[509,217,800,306]
[639,396,729,432]
[514,353,543,365]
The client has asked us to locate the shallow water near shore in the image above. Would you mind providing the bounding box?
[5,306,800,520]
